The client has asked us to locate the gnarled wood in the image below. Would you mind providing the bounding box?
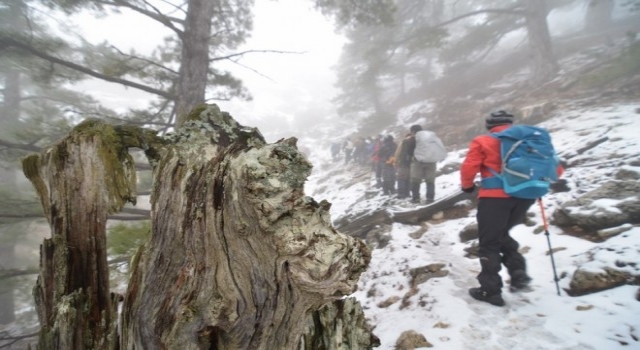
[120,105,373,349]
[23,105,375,350]
[22,120,153,350]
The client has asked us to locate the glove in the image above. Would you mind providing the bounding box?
[461,185,476,193]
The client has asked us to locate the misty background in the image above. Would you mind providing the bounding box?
[1,0,639,347]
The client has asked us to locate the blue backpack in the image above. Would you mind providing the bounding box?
[484,125,559,199]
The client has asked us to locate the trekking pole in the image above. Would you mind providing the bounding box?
[538,198,561,296]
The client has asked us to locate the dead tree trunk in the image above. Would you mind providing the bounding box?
[23,105,375,349]
[116,105,372,349]
[21,120,147,349]
[301,297,380,349]
[23,106,376,350]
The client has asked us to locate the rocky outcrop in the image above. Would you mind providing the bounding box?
[567,267,633,296]
[552,180,640,233]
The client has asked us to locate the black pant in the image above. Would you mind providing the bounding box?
[476,197,535,294]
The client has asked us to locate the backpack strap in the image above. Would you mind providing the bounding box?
[481,170,503,189]
[500,139,531,181]
[480,132,507,189]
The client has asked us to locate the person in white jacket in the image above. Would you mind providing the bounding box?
[407,124,447,204]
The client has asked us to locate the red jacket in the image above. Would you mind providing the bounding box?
[460,124,564,198]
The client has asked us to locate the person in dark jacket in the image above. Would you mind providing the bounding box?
[378,135,397,195]
[393,132,413,199]
[460,111,564,307]
[371,135,383,187]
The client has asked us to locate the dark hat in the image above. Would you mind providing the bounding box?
[410,125,422,133]
[485,110,514,130]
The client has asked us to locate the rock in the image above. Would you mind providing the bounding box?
[596,223,633,239]
[395,330,433,349]
[567,267,631,296]
[459,223,478,243]
[409,263,450,287]
[377,296,400,308]
[552,180,640,232]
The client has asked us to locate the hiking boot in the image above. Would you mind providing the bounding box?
[425,198,434,204]
[468,287,505,307]
[410,198,420,204]
[510,270,532,292]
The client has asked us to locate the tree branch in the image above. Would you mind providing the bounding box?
[0,36,176,100]
[0,331,39,349]
[98,0,185,38]
[110,45,178,75]
[434,7,526,28]
[210,49,303,62]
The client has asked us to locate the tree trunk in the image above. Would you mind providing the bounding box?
[175,0,215,127]
[115,105,373,349]
[523,0,559,84]
[22,120,140,349]
[23,105,375,349]
[301,297,380,349]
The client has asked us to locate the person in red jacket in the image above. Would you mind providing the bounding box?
[460,111,563,306]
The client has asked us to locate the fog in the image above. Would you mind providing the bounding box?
[69,0,344,142]
[1,0,639,347]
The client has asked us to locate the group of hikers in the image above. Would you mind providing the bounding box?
[333,111,564,307]
[331,124,447,204]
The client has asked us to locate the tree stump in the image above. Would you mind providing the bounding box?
[23,104,374,349]
[22,120,144,349]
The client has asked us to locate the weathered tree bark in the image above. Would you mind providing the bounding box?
[115,105,372,349]
[23,104,374,349]
[21,120,157,349]
[301,297,380,349]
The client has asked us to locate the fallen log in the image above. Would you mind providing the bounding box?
[390,189,477,225]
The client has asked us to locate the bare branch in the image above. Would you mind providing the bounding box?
[0,331,38,349]
[434,7,526,28]
[97,0,185,37]
[210,49,304,62]
[0,36,176,100]
[110,45,178,75]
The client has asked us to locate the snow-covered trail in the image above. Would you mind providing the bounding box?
[307,103,640,350]
[351,216,638,350]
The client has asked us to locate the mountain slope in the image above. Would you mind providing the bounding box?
[306,103,640,349]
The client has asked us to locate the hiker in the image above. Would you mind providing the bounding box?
[353,136,367,165]
[460,110,564,307]
[343,138,354,164]
[371,135,383,187]
[393,131,413,199]
[378,135,397,195]
[408,125,447,204]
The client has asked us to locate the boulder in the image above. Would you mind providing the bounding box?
[552,180,640,232]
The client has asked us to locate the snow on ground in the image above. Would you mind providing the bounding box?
[305,103,640,349]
